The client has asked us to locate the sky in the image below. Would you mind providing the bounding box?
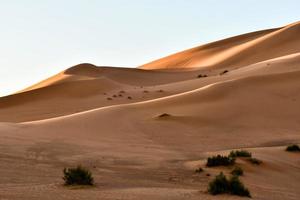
[0,0,300,97]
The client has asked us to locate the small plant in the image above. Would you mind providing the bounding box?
[107,97,112,100]
[127,96,132,100]
[208,172,251,197]
[63,166,94,186]
[229,175,251,197]
[220,70,229,75]
[231,166,243,176]
[286,144,300,152]
[248,157,262,165]
[195,167,204,173]
[208,172,229,195]
[206,155,235,167]
[197,74,208,78]
[229,150,252,158]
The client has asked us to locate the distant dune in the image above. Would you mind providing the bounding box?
[0,21,300,200]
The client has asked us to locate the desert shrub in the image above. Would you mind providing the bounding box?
[197,74,208,78]
[229,176,251,197]
[195,167,204,173]
[206,155,235,167]
[229,176,250,197]
[208,172,251,197]
[107,97,112,100]
[229,150,252,158]
[231,166,243,176]
[208,172,229,195]
[286,144,300,152]
[220,70,229,75]
[247,157,262,165]
[127,96,132,99]
[63,166,94,186]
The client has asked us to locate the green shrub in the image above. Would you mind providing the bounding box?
[208,172,251,197]
[247,157,262,165]
[229,150,252,158]
[206,155,235,167]
[63,165,94,186]
[229,176,251,197]
[231,166,243,176]
[286,144,300,152]
[208,172,229,195]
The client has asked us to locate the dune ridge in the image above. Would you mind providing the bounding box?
[140,21,300,70]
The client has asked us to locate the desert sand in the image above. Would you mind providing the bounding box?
[0,21,300,200]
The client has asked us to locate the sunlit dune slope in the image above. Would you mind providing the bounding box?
[140,21,300,70]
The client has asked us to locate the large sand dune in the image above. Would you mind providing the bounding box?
[1,21,300,200]
[140,22,300,70]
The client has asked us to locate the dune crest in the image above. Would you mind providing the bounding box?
[140,21,300,70]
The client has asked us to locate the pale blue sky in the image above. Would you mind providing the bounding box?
[0,0,299,96]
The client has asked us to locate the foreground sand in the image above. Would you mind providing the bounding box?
[0,22,300,200]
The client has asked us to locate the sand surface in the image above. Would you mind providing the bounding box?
[1,21,300,200]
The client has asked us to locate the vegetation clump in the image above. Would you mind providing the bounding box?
[286,144,300,152]
[229,150,252,158]
[247,157,262,165]
[206,155,235,167]
[229,175,251,197]
[208,172,229,195]
[63,165,94,186]
[197,74,208,78]
[220,70,229,75]
[231,166,244,176]
[208,172,251,197]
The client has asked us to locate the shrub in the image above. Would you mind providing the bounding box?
[220,70,229,75]
[63,166,94,186]
[208,172,251,197]
[208,172,229,195]
[229,176,251,197]
[248,157,262,165]
[229,150,252,158]
[195,167,204,173]
[197,74,208,78]
[286,144,300,152]
[231,166,243,176]
[206,155,235,167]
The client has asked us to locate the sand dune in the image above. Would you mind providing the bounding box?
[140,21,300,70]
[1,21,300,200]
